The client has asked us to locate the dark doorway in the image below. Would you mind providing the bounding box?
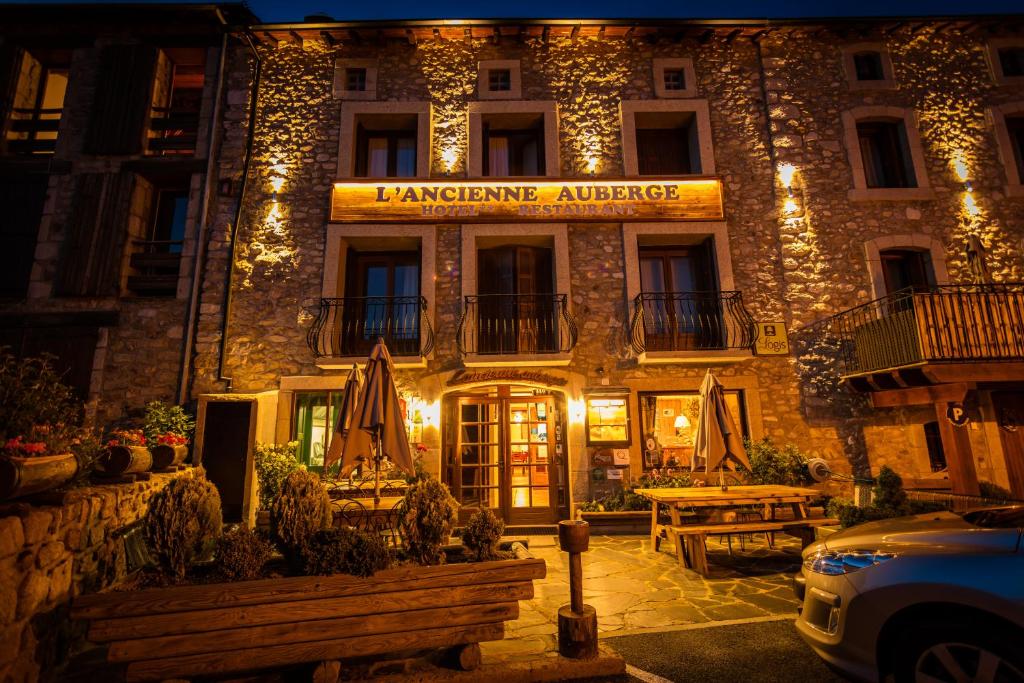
[638,241,722,350]
[200,401,253,523]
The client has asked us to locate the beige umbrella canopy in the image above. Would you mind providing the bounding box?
[694,369,750,489]
[339,339,415,502]
[324,364,363,471]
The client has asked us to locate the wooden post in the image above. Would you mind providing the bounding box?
[934,402,980,496]
[557,520,598,660]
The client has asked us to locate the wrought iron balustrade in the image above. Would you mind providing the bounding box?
[5,107,62,154]
[307,296,434,358]
[147,106,200,154]
[807,283,1024,378]
[629,291,756,354]
[457,293,578,355]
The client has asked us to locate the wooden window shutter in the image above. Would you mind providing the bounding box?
[89,172,135,295]
[54,172,135,296]
[84,45,158,155]
[54,174,105,296]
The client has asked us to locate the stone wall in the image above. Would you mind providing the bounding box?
[186,24,1024,492]
[0,471,185,682]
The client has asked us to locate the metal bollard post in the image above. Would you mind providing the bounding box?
[556,520,598,659]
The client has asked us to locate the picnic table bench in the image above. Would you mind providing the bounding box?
[665,517,838,575]
[635,485,834,577]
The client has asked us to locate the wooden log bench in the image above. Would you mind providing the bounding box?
[666,518,839,576]
[71,550,545,682]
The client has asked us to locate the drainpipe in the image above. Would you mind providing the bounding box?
[753,35,780,211]
[177,28,228,404]
[216,30,262,393]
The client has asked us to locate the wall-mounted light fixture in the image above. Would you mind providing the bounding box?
[777,163,805,217]
[952,154,980,217]
[440,146,459,175]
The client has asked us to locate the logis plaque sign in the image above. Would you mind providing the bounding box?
[330,178,724,222]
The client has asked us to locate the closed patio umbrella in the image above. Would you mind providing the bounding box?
[695,369,750,489]
[339,338,415,502]
[325,364,363,471]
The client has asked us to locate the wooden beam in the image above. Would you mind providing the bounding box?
[125,623,505,682]
[923,362,1024,385]
[934,401,981,496]
[871,383,972,408]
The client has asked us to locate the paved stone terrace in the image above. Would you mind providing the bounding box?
[485,533,803,661]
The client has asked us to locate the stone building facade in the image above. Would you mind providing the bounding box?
[0,4,255,427]
[186,15,1024,520]
[5,11,1024,524]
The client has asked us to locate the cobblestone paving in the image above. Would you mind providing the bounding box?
[484,533,804,661]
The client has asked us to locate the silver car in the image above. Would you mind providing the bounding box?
[793,506,1024,682]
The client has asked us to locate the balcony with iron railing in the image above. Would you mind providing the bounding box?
[147,106,200,155]
[125,240,183,297]
[5,107,62,155]
[457,293,578,365]
[307,296,434,366]
[806,283,1024,390]
[629,291,756,362]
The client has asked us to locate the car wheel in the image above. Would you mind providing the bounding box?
[895,624,1024,683]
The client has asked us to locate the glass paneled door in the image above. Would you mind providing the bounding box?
[448,389,561,524]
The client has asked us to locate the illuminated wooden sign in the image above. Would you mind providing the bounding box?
[330,178,723,222]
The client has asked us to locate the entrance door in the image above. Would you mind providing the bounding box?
[994,391,1024,498]
[447,388,561,524]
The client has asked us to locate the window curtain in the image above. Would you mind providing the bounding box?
[367,137,389,177]
[859,133,884,188]
[488,136,510,176]
[395,137,416,177]
[294,394,320,468]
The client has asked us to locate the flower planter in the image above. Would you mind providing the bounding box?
[0,453,78,500]
[578,510,652,535]
[72,553,545,682]
[99,446,153,476]
[150,444,188,471]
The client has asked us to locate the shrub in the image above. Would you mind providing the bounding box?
[826,498,867,528]
[745,437,812,486]
[143,401,195,446]
[0,350,80,442]
[214,526,274,581]
[462,508,504,561]
[270,469,331,553]
[299,527,392,577]
[144,469,223,580]
[0,350,89,459]
[255,442,300,510]
[979,480,1014,501]
[401,478,458,566]
[872,466,908,513]
[636,470,693,489]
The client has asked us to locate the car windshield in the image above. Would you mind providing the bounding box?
[961,506,1024,529]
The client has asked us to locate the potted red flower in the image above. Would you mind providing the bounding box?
[0,425,80,500]
[99,428,153,477]
[143,401,194,470]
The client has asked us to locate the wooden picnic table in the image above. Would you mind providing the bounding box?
[636,485,825,575]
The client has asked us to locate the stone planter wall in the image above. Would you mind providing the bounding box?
[0,470,187,682]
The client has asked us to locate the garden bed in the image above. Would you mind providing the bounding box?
[577,510,651,535]
[71,551,545,682]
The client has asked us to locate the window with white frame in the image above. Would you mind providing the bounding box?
[842,44,895,89]
[333,59,378,100]
[478,60,522,100]
[621,100,715,177]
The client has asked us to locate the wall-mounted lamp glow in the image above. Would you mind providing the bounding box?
[568,398,586,426]
[585,156,599,175]
[440,147,459,174]
[783,198,801,215]
[778,163,798,193]
[964,192,981,217]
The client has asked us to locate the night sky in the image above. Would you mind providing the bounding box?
[11,0,1024,23]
